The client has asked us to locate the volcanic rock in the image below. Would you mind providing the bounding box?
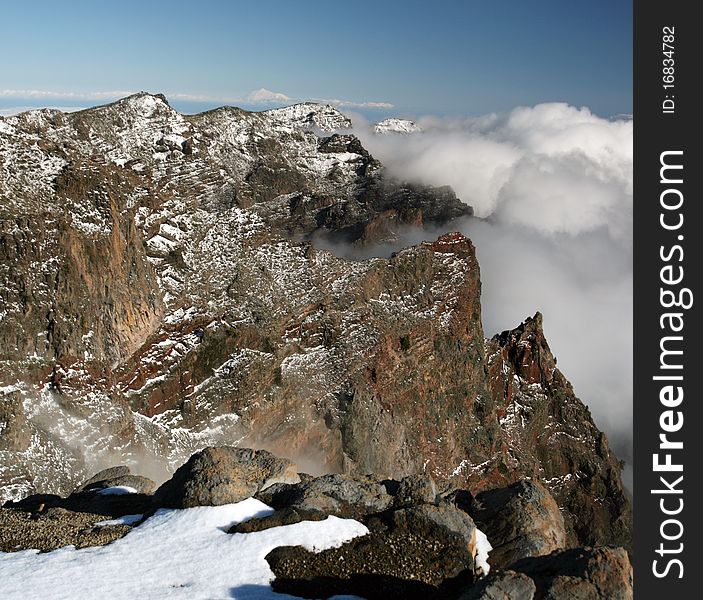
[509,546,633,600]
[484,314,632,551]
[256,473,393,519]
[153,446,299,508]
[457,570,536,600]
[0,390,31,452]
[390,503,477,551]
[74,466,155,495]
[75,466,131,492]
[266,527,475,600]
[394,473,438,506]
[228,505,327,534]
[471,479,566,568]
[0,505,132,553]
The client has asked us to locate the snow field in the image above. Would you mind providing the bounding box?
[0,498,369,600]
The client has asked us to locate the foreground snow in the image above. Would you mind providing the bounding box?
[0,498,369,600]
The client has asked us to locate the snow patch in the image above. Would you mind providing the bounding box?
[95,514,143,527]
[95,486,138,496]
[475,527,493,575]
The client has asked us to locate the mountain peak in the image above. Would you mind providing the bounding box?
[264,102,352,132]
[374,118,422,134]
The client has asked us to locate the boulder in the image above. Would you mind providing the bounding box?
[394,474,438,507]
[74,467,156,495]
[510,546,633,600]
[391,503,477,551]
[472,479,566,568]
[257,473,393,518]
[153,446,299,508]
[266,527,474,600]
[74,466,130,492]
[458,570,536,600]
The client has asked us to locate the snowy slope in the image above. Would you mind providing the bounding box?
[0,498,369,600]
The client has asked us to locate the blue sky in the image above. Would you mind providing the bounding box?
[0,0,631,117]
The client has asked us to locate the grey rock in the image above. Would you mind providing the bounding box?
[473,479,566,568]
[153,446,300,508]
[74,466,131,492]
[258,473,393,518]
[394,474,438,506]
[510,546,633,600]
[458,570,536,600]
[74,467,156,495]
[391,503,477,551]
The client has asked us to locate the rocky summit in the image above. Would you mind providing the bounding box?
[1,93,631,596]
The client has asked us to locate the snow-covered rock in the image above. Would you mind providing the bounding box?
[265,102,352,131]
[373,117,422,134]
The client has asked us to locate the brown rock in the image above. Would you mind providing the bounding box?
[510,546,633,600]
[153,446,300,508]
[472,479,566,568]
[485,314,632,552]
[0,390,31,452]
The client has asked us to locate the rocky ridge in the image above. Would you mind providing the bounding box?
[0,93,630,558]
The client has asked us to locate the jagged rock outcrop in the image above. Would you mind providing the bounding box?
[482,314,632,550]
[0,94,630,557]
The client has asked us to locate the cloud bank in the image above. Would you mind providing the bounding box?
[350,103,633,486]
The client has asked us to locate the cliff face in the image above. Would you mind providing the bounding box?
[0,93,629,550]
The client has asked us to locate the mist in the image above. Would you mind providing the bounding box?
[343,103,633,488]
